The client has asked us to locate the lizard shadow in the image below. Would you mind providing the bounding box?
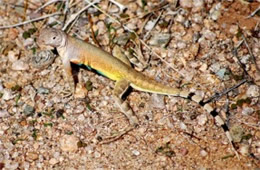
[70,62,133,100]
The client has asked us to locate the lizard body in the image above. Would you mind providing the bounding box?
[38,28,236,155]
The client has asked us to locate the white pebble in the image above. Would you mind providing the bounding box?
[239,145,249,156]
[197,114,208,126]
[23,38,34,47]
[60,135,78,152]
[242,107,254,115]
[11,60,29,71]
[49,158,59,165]
[2,90,14,100]
[180,0,192,8]
[132,150,140,156]
[200,149,208,157]
[246,85,259,98]
[8,51,17,62]
[0,110,9,118]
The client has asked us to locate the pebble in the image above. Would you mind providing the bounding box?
[8,51,17,62]
[0,110,9,118]
[209,63,221,73]
[200,149,208,157]
[23,38,34,47]
[2,90,14,100]
[145,20,156,31]
[132,150,140,156]
[203,30,216,41]
[230,125,244,143]
[193,0,204,10]
[60,135,78,152]
[246,85,259,98]
[77,114,85,121]
[26,152,38,161]
[240,55,250,64]
[11,60,29,71]
[197,114,207,126]
[148,94,165,109]
[4,160,19,169]
[180,0,192,8]
[176,41,187,49]
[149,33,171,47]
[229,25,239,35]
[31,50,56,69]
[239,144,249,156]
[216,68,227,80]
[37,87,50,94]
[242,107,254,115]
[209,3,221,21]
[179,122,187,130]
[49,158,59,165]
[23,104,35,116]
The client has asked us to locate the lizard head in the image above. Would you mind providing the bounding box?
[38,28,65,48]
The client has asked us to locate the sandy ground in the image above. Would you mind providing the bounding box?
[0,0,260,169]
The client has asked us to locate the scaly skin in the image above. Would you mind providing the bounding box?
[38,28,238,157]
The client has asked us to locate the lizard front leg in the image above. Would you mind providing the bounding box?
[113,79,139,126]
[61,58,75,94]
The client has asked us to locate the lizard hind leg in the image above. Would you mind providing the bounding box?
[113,79,139,126]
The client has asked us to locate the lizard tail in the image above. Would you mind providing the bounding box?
[130,78,237,156]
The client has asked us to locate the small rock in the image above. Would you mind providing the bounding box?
[200,149,208,157]
[2,90,14,100]
[8,28,19,40]
[49,158,59,165]
[230,125,244,143]
[239,144,249,156]
[246,85,259,98]
[132,150,140,156]
[197,114,207,126]
[11,60,29,71]
[94,151,101,158]
[203,30,216,41]
[26,152,38,161]
[179,122,187,130]
[180,0,192,8]
[209,62,221,73]
[179,147,189,156]
[193,0,204,10]
[60,135,78,152]
[37,87,49,94]
[8,51,17,62]
[240,55,250,64]
[23,104,35,116]
[145,20,156,31]
[0,110,9,118]
[23,38,34,47]
[175,14,185,23]
[148,94,165,109]
[31,50,56,69]
[229,25,239,35]
[209,3,221,21]
[176,41,187,49]
[77,114,85,121]
[149,33,171,47]
[4,161,19,170]
[216,68,227,80]
[242,107,254,115]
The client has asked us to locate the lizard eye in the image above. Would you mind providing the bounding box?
[52,36,56,40]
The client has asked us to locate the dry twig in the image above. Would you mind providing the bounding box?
[62,0,100,31]
[0,12,62,29]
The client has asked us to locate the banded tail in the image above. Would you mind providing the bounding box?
[129,75,237,156]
